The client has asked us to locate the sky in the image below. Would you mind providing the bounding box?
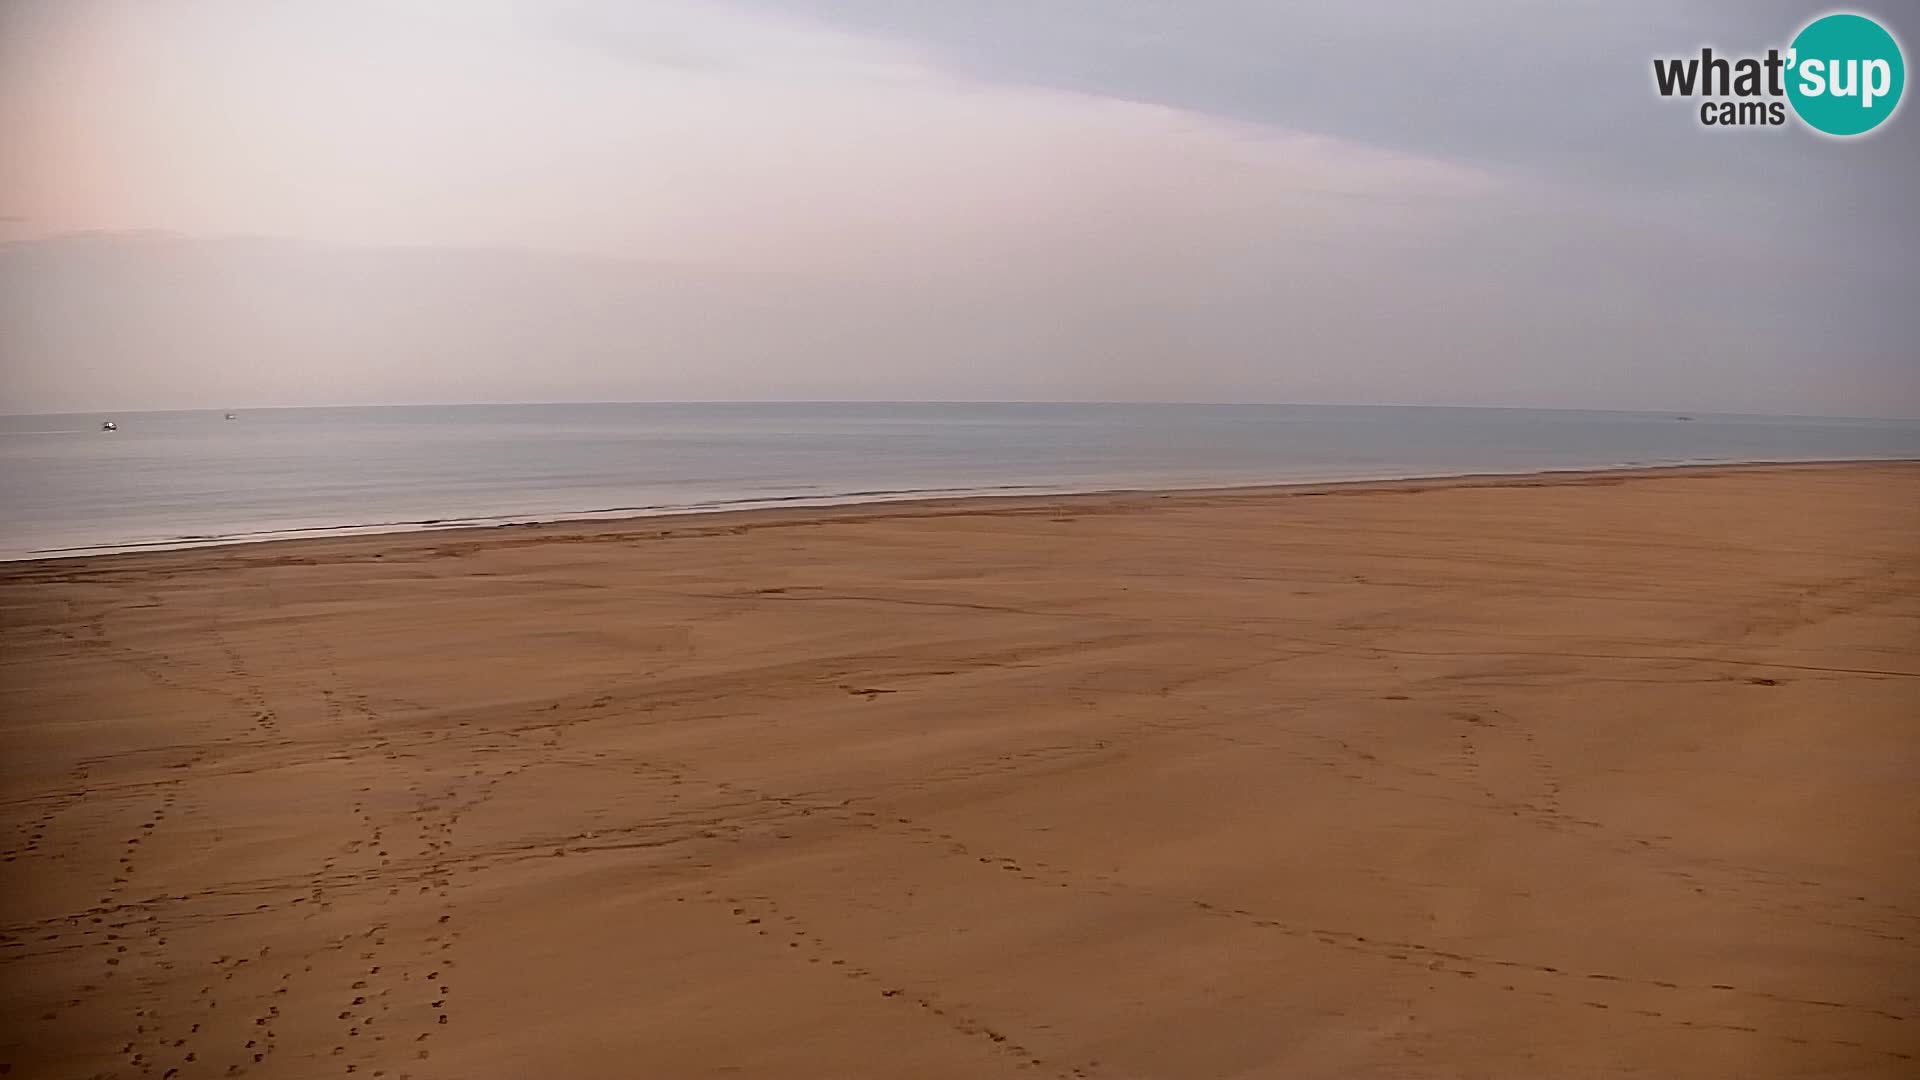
[0,0,1915,417]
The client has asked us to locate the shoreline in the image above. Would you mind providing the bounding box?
[5,455,1914,572]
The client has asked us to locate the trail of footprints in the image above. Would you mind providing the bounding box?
[544,697,1916,1030]
[1156,700,1918,948]
[106,788,204,1079]
[1170,709,1914,1024]
[324,923,453,1078]
[7,684,1908,1073]
[316,731,575,1075]
[318,778,473,1076]
[632,748,1913,1067]
[1437,696,1913,940]
[51,617,236,710]
[9,602,543,1079]
[696,885,1097,1079]
[14,596,1912,1076]
[267,607,487,1074]
[212,627,283,744]
[1,760,93,867]
[183,609,469,1077]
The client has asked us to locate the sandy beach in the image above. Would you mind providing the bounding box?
[1,461,1916,1079]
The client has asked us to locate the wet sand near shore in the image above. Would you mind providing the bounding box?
[1,462,1916,1078]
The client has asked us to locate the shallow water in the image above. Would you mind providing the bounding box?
[3,402,1917,559]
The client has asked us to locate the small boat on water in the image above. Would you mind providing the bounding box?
[224,412,236,420]
[101,421,117,432]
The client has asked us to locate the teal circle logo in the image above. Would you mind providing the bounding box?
[1787,13,1905,136]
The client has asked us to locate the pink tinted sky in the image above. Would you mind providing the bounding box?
[1,0,1914,416]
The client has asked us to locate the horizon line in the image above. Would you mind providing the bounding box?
[5,399,1918,424]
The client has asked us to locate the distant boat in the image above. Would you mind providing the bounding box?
[224,412,237,420]
[1674,415,1695,421]
[100,421,117,432]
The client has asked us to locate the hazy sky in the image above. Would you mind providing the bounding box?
[1,0,1915,416]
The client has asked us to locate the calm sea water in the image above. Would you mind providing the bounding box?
[2,403,1916,559]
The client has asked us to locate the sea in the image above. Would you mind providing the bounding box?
[3,402,1917,560]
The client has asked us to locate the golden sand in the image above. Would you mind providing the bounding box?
[2,462,1916,1078]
